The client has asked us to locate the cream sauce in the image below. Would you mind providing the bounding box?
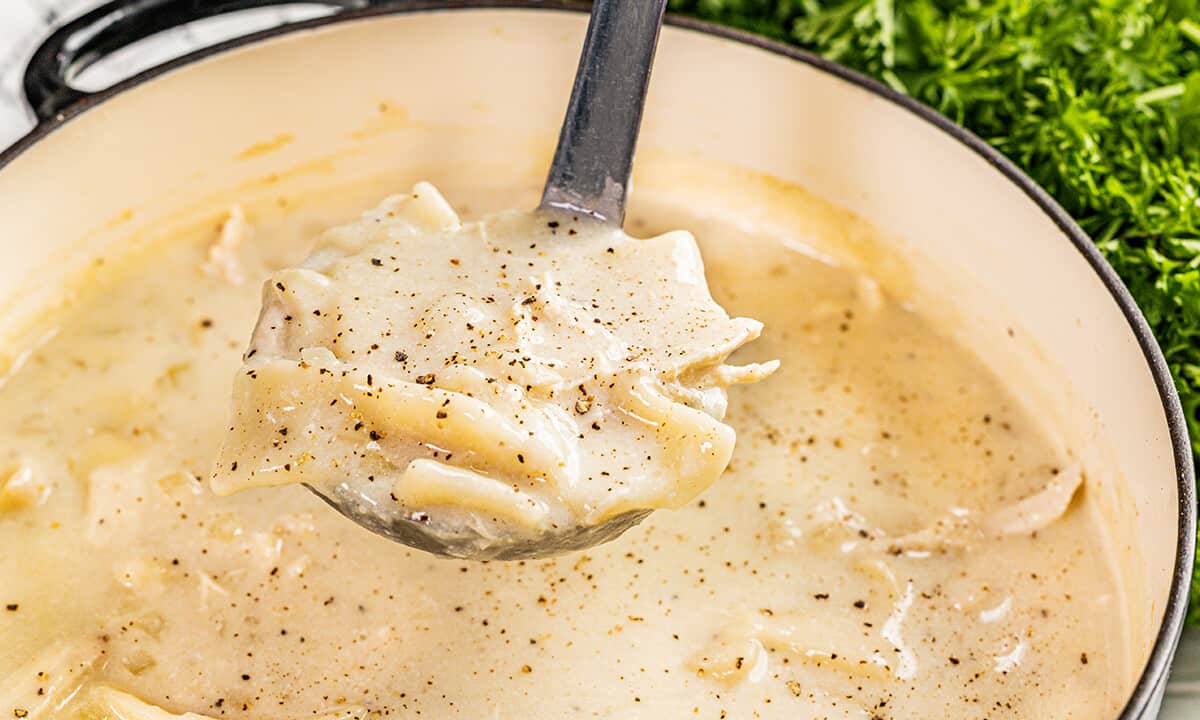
[0,175,1126,719]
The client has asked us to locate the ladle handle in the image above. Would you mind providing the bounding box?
[539,0,668,226]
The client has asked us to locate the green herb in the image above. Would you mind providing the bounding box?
[669,0,1200,620]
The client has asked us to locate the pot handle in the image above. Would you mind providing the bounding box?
[23,0,370,122]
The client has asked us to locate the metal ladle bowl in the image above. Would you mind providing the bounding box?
[308,0,668,560]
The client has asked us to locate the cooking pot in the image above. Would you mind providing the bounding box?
[0,1,1193,716]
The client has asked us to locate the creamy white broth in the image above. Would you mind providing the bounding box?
[0,173,1126,719]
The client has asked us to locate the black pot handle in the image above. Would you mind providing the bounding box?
[23,0,370,122]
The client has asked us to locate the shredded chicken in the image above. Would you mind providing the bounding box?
[879,466,1085,555]
[0,641,100,720]
[202,205,249,285]
[783,466,1086,557]
[87,687,371,720]
[0,460,42,511]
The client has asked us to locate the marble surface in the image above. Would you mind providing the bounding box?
[0,0,328,145]
[0,0,120,142]
[0,2,1197,717]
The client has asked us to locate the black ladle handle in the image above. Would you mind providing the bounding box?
[23,0,367,122]
[539,0,669,227]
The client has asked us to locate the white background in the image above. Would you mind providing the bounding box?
[1,1,1198,715]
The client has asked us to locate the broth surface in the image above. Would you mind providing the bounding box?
[0,175,1126,719]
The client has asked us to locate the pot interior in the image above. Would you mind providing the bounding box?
[0,7,1185,713]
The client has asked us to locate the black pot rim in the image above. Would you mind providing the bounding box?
[1,3,1194,716]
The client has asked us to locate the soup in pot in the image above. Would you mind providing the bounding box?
[0,166,1127,719]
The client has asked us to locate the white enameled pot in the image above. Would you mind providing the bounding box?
[0,2,1193,716]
